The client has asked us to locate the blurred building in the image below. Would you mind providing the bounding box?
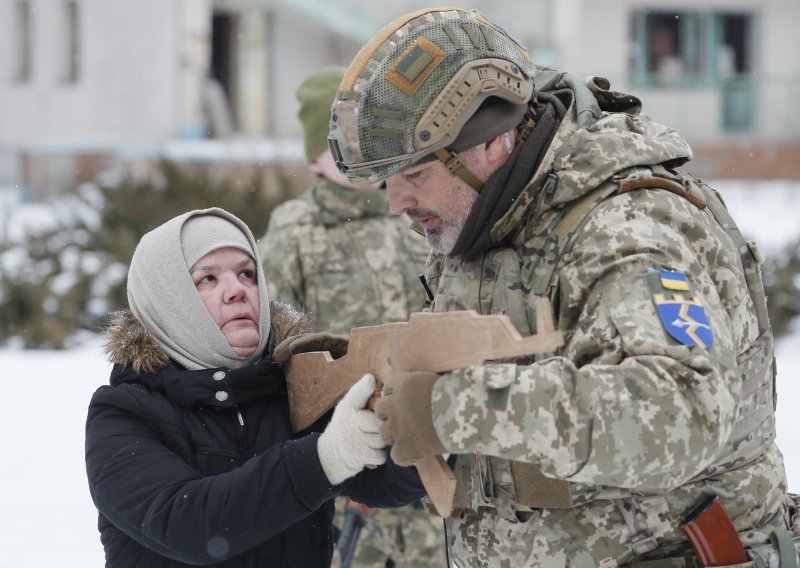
[549,0,800,179]
[0,0,798,193]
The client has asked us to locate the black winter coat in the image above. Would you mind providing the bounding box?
[85,304,425,567]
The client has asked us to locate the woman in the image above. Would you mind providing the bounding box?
[85,207,424,567]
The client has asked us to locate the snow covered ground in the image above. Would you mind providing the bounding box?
[1,338,109,567]
[1,179,799,567]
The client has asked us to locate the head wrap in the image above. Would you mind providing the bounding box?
[127,208,271,370]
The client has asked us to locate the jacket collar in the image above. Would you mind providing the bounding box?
[311,176,390,226]
[105,300,311,408]
[489,87,692,245]
[109,355,286,409]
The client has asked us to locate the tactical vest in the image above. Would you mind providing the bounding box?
[426,165,777,533]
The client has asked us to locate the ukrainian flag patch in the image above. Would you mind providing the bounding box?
[659,268,690,291]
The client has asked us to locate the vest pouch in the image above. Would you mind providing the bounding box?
[478,365,574,510]
[747,531,800,568]
[510,460,573,508]
[691,330,776,481]
[785,493,800,561]
[787,493,800,536]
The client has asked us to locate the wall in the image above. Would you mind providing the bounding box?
[563,0,800,144]
[0,0,182,148]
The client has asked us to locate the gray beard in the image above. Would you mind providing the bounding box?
[408,172,478,256]
[426,216,467,255]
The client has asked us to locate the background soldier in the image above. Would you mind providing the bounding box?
[259,66,444,568]
[330,7,796,566]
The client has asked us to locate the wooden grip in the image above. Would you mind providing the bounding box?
[366,383,455,515]
[680,495,748,566]
[416,455,456,517]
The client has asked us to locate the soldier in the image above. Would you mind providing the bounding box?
[329,7,797,566]
[259,67,444,567]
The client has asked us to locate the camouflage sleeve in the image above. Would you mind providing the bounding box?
[258,203,308,307]
[431,197,743,491]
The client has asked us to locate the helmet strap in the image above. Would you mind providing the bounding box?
[433,148,484,192]
[516,103,538,146]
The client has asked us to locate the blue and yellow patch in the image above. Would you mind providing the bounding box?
[653,293,714,349]
[659,268,689,291]
[647,268,713,349]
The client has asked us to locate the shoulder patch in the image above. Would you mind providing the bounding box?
[648,269,713,349]
[659,268,689,291]
[653,294,714,349]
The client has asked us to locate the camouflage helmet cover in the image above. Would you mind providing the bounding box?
[329,7,536,184]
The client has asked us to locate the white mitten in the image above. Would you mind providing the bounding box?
[317,373,387,485]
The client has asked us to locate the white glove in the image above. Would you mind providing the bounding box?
[318,373,387,485]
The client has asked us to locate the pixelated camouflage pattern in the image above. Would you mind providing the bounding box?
[331,501,447,568]
[424,89,789,565]
[330,8,536,183]
[259,176,442,565]
[259,176,430,335]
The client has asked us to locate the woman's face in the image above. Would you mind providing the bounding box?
[190,247,260,356]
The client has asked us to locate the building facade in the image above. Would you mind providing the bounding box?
[0,0,797,190]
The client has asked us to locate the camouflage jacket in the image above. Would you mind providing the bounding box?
[261,178,443,566]
[259,176,430,334]
[425,89,789,565]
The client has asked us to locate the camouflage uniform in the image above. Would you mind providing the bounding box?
[259,176,447,567]
[259,176,429,334]
[423,89,790,566]
[332,500,448,568]
[326,8,793,565]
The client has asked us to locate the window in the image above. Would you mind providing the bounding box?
[629,11,752,86]
[717,13,753,131]
[648,12,698,83]
[59,0,80,83]
[629,10,754,131]
[717,13,751,77]
[11,0,33,82]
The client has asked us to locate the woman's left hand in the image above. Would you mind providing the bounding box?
[273,332,349,365]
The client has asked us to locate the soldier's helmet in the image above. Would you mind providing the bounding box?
[328,7,537,185]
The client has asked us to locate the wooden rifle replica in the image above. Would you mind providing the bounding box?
[285,297,564,517]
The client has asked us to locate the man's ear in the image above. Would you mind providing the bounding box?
[484,130,515,167]
[308,160,323,175]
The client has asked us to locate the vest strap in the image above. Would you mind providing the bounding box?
[618,176,706,210]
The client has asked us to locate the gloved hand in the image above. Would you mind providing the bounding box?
[318,373,386,485]
[374,371,447,466]
[273,331,349,366]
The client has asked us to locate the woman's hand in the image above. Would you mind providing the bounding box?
[273,332,349,366]
[317,373,386,485]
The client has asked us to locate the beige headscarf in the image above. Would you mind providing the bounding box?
[126,208,271,370]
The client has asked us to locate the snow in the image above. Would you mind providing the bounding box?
[710,179,800,253]
[1,337,109,567]
[0,179,799,566]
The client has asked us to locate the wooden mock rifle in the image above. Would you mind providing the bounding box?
[285,297,564,517]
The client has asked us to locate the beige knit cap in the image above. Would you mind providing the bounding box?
[181,214,254,270]
[127,208,271,371]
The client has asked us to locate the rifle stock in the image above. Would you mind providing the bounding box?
[286,299,564,517]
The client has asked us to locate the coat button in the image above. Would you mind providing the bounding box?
[215,391,229,402]
[213,371,226,381]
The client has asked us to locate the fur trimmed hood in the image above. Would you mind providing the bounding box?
[105,300,312,374]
